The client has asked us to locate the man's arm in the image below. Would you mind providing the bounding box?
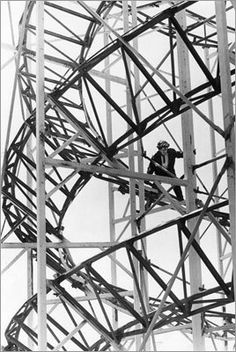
[147,154,163,175]
[147,159,155,174]
[175,150,183,158]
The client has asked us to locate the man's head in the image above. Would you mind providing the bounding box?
[157,140,169,155]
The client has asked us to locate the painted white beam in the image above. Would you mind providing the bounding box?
[215,2,236,344]
[36,2,47,350]
[47,290,134,305]
[1,242,116,249]
[45,158,188,186]
[176,10,205,351]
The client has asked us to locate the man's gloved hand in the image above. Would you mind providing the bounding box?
[118,184,127,194]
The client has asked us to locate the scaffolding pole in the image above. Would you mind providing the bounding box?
[104,25,118,332]
[131,1,151,349]
[36,2,47,351]
[204,45,228,350]
[122,2,142,349]
[176,9,205,351]
[26,28,34,349]
[215,1,236,345]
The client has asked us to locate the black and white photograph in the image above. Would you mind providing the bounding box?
[1,1,235,351]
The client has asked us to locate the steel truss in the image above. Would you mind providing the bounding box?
[1,1,235,351]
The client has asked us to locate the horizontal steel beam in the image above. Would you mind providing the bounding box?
[1,241,116,249]
[46,158,188,186]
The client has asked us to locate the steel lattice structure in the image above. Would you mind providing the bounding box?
[1,1,235,351]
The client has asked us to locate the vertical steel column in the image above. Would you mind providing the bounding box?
[122,2,136,225]
[27,141,34,349]
[122,2,141,349]
[131,1,150,349]
[26,28,34,349]
[176,10,205,351]
[215,2,236,344]
[204,46,227,349]
[36,2,47,351]
[131,1,146,232]
[26,121,34,347]
[104,26,118,331]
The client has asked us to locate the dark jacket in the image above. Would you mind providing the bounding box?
[147,148,183,176]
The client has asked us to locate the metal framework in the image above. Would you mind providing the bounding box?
[1,1,235,351]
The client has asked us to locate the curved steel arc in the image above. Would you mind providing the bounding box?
[4,205,234,349]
